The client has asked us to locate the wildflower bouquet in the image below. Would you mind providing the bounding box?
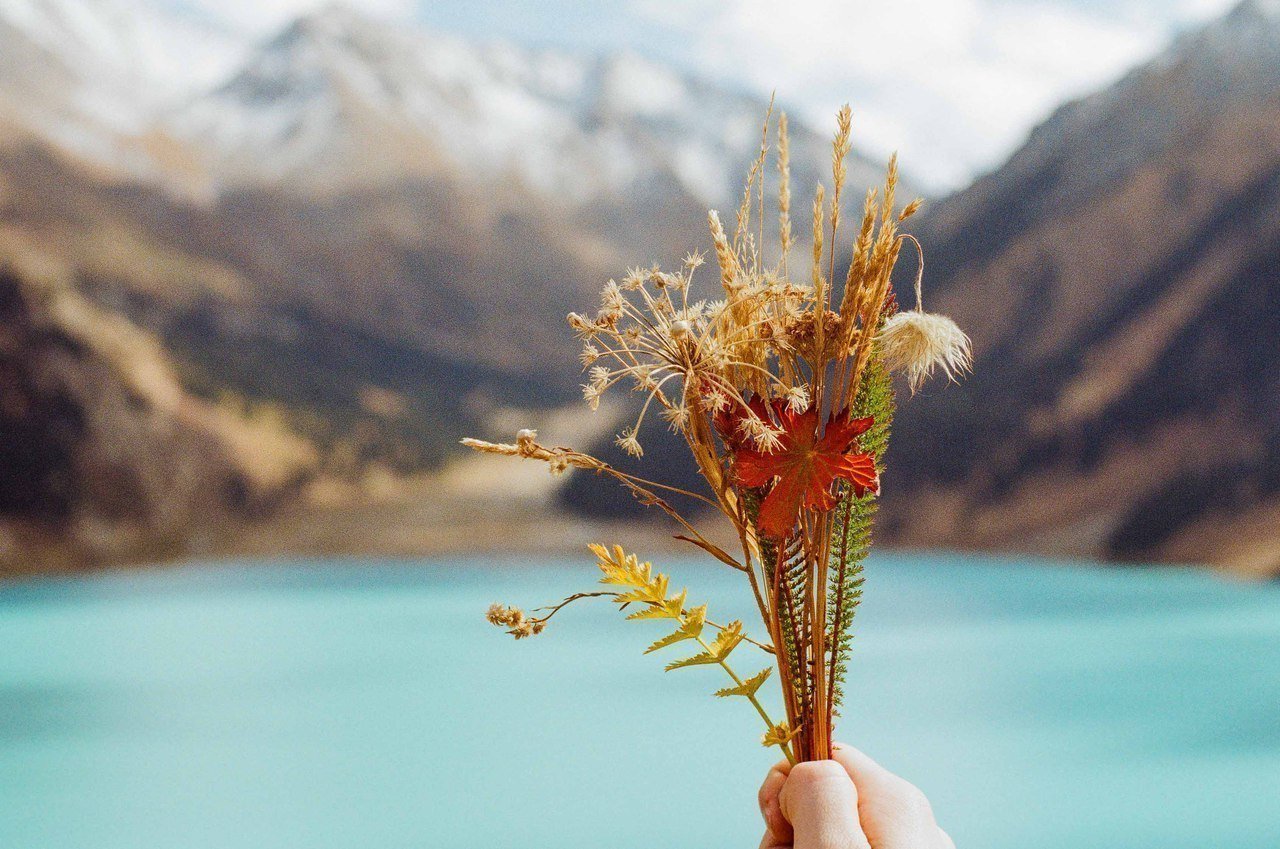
[465,105,969,764]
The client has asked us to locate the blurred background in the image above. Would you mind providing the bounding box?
[1,0,1278,847]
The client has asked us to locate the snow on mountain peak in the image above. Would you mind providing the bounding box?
[163,5,845,207]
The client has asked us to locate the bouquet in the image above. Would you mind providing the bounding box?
[464,104,970,764]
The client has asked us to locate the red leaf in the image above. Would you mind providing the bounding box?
[714,394,773,450]
[732,406,879,539]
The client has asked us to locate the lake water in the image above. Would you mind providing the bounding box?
[0,553,1277,848]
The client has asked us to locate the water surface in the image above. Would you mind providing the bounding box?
[1,553,1277,848]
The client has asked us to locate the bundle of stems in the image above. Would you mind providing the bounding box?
[466,103,970,764]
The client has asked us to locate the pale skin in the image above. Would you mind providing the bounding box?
[758,743,955,849]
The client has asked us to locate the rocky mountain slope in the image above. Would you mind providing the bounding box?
[881,0,1280,576]
[0,2,904,571]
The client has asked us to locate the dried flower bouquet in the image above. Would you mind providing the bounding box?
[465,103,970,765]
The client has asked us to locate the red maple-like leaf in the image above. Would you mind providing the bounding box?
[733,404,878,540]
[713,394,772,451]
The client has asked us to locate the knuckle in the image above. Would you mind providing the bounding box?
[891,778,934,818]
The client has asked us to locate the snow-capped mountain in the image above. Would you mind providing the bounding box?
[0,1,906,208]
[167,5,895,207]
[0,0,246,175]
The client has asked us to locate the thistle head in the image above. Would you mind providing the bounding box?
[876,310,972,393]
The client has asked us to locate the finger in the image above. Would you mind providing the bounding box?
[758,761,793,846]
[831,744,941,849]
[778,761,871,849]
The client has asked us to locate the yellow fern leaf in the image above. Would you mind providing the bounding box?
[644,605,706,653]
[714,666,772,698]
[761,722,801,748]
[625,588,687,621]
[664,650,717,671]
[706,620,744,660]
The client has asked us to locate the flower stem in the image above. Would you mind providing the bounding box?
[695,634,796,765]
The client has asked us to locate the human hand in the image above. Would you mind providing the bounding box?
[757,743,954,849]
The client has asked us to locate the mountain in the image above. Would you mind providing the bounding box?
[0,3,916,570]
[168,5,892,205]
[0,0,245,184]
[0,249,316,575]
[881,0,1280,576]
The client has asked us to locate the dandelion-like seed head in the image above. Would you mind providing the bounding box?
[661,404,690,431]
[616,429,644,457]
[601,280,624,310]
[567,312,597,337]
[784,384,810,413]
[701,390,730,413]
[876,310,972,393]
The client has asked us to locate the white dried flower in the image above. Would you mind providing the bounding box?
[516,429,538,456]
[616,430,644,457]
[877,310,972,393]
[661,405,690,431]
[601,280,624,310]
[669,319,692,341]
[567,312,597,336]
[784,384,810,413]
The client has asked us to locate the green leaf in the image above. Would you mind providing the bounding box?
[714,666,772,698]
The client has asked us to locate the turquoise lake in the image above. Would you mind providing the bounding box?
[1,553,1277,848]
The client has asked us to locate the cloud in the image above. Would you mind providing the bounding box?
[168,0,1239,190]
[630,0,1236,189]
[180,0,416,36]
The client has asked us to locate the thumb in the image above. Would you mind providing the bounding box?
[779,761,871,849]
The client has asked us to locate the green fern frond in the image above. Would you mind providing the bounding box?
[826,351,894,711]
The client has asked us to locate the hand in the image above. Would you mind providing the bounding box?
[757,743,954,849]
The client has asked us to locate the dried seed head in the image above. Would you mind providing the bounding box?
[516,429,538,455]
[661,404,690,431]
[876,310,972,393]
[784,384,810,413]
[670,319,692,341]
[616,429,644,457]
[486,603,525,627]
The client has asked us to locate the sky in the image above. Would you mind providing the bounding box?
[179,0,1240,190]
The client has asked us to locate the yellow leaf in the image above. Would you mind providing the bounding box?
[645,605,706,653]
[761,722,801,748]
[594,544,656,591]
[664,651,716,671]
[706,620,744,660]
[714,666,772,698]
[626,589,686,621]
